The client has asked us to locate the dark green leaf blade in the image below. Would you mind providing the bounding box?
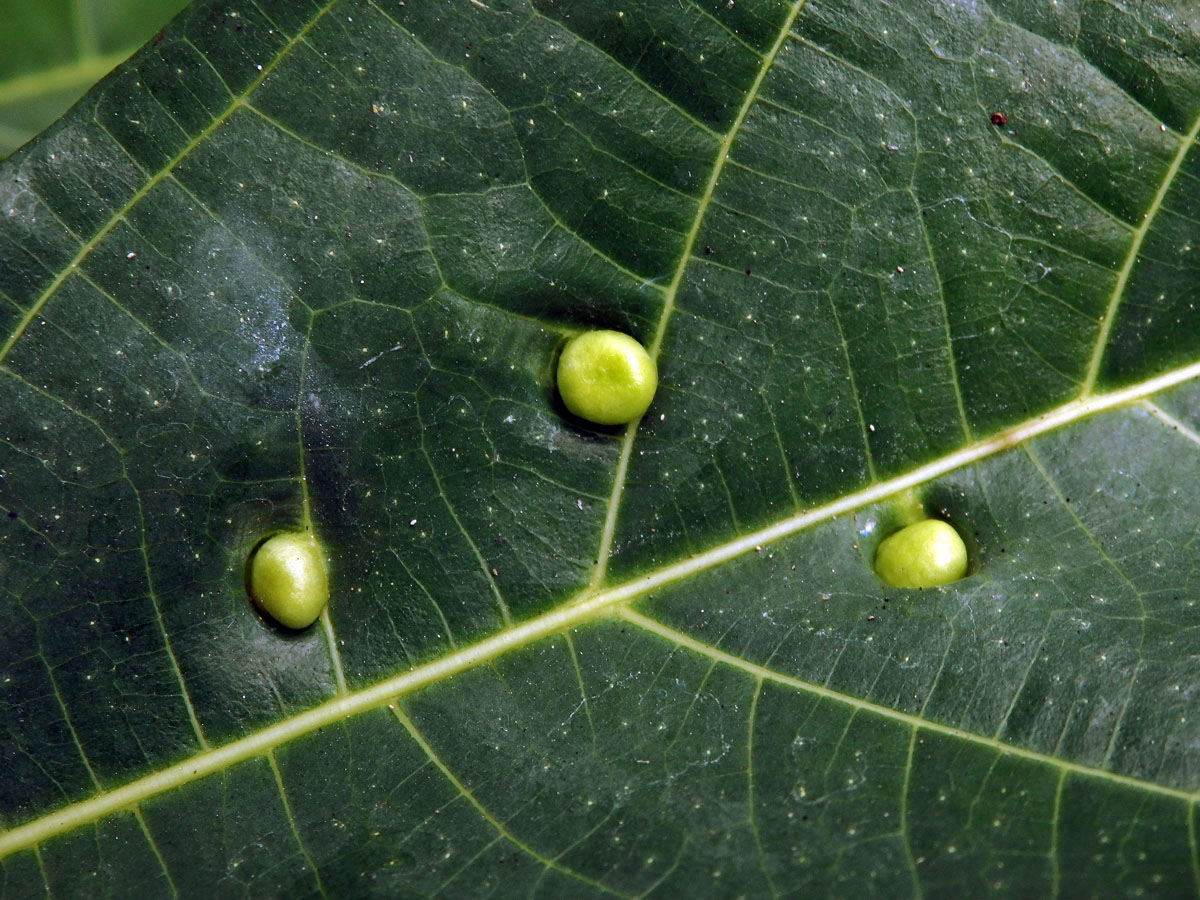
[2,0,1200,897]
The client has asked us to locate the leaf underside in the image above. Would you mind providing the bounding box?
[3,0,1200,896]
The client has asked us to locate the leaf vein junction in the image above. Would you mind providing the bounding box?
[391,707,629,898]
[588,0,811,588]
[1081,112,1200,395]
[0,0,341,366]
[3,363,1200,856]
[618,609,1194,803]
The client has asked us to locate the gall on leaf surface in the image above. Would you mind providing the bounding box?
[1,0,1200,896]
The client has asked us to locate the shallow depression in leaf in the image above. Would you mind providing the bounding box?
[4,0,1200,894]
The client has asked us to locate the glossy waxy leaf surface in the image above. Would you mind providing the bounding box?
[3,0,1200,896]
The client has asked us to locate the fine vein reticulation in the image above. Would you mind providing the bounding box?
[3,0,1200,888]
[3,359,1200,858]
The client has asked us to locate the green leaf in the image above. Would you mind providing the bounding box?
[0,0,190,159]
[2,0,1200,895]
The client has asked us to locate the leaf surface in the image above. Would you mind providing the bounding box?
[3,0,1200,896]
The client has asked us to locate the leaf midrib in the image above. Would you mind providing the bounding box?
[5,0,1200,865]
[4,360,1200,857]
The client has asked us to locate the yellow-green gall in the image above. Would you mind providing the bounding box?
[874,519,968,588]
[557,330,657,425]
[248,532,329,629]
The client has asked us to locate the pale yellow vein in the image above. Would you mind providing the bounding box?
[296,315,349,695]
[0,0,341,366]
[589,0,810,588]
[389,707,629,897]
[619,609,1196,804]
[1081,113,1200,396]
[2,360,1199,857]
[1142,400,1200,448]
